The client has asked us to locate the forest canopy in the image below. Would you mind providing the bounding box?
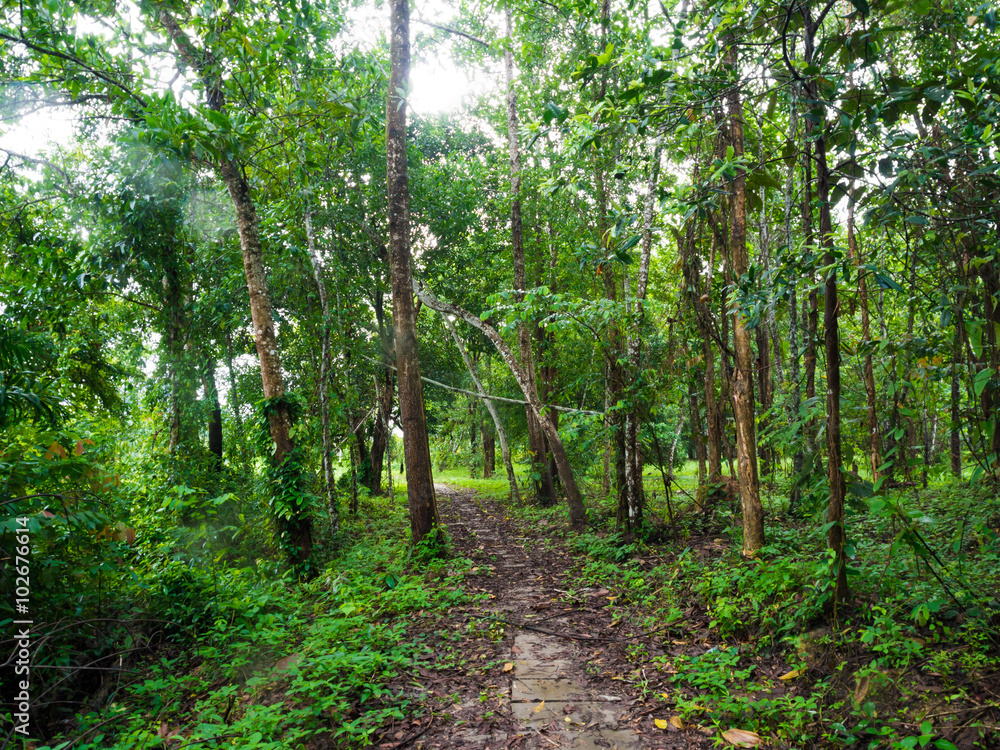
[2,0,1000,746]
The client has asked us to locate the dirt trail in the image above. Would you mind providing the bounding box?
[393,484,704,750]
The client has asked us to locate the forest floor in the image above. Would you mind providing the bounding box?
[371,484,716,750]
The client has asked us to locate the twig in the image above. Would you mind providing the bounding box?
[387,714,434,749]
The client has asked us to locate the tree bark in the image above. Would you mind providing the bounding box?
[725,37,765,555]
[159,7,312,566]
[388,0,438,545]
[219,160,313,566]
[505,8,552,506]
[304,204,337,527]
[802,4,847,600]
[847,182,881,481]
[483,421,496,478]
[204,357,223,471]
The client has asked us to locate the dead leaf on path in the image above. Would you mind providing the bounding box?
[670,716,684,729]
[779,668,804,680]
[854,675,870,704]
[533,700,545,714]
[502,662,514,672]
[722,728,762,747]
[654,718,668,730]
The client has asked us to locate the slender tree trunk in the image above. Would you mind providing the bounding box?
[304,205,337,526]
[388,0,438,545]
[802,5,846,601]
[801,139,818,459]
[159,7,311,565]
[223,330,247,468]
[505,8,551,506]
[162,253,188,453]
[415,282,585,527]
[679,217,723,501]
[483,421,495,478]
[443,316,521,503]
[469,398,479,478]
[219,160,313,566]
[847,184,881,481]
[204,357,223,471]
[952,331,962,477]
[725,37,764,555]
[691,385,707,485]
[620,141,661,532]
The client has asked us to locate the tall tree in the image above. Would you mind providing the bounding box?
[725,36,765,555]
[388,0,439,545]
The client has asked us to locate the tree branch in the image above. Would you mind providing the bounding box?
[0,31,147,108]
[414,19,489,48]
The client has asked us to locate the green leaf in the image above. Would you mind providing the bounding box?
[848,0,870,15]
[973,367,993,398]
[874,272,904,292]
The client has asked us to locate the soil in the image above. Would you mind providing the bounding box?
[371,485,715,750]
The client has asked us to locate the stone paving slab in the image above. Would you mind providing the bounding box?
[513,632,576,660]
[510,700,621,728]
[514,659,575,678]
[511,677,594,702]
[559,729,644,749]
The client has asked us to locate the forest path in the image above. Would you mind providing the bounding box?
[398,484,705,750]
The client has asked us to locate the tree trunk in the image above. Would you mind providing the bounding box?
[725,37,764,555]
[469,398,479,478]
[217,160,312,566]
[388,0,438,546]
[415,282,585,527]
[369,368,395,494]
[691,385,706,485]
[483,420,496,478]
[304,204,337,526]
[802,5,847,601]
[847,182,881,481]
[443,316,521,503]
[159,8,312,566]
[620,141,661,532]
[204,357,223,471]
[223,330,247,469]
[952,331,962,477]
[162,252,188,453]
[505,9,551,506]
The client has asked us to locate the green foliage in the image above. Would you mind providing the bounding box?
[33,492,476,750]
[257,394,317,572]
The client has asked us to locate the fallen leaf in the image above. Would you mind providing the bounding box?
[670,716,684,729]
[722,728,762,747]
[655,719,668,730]
[779,668,803,680]
[533,700,545,714]
[503,662,514,672]
[854,676,870,704]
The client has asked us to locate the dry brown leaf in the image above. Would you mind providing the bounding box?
[502,662,514,672]
[854,675,870,704]
[670,716,684,729]
[722,728,762,747]
[779,668,803,680]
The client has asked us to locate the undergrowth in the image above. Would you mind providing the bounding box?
[33,491,478,750]
[501,465,1000,749]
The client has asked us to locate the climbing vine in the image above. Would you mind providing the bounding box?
[257,393,316,574]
